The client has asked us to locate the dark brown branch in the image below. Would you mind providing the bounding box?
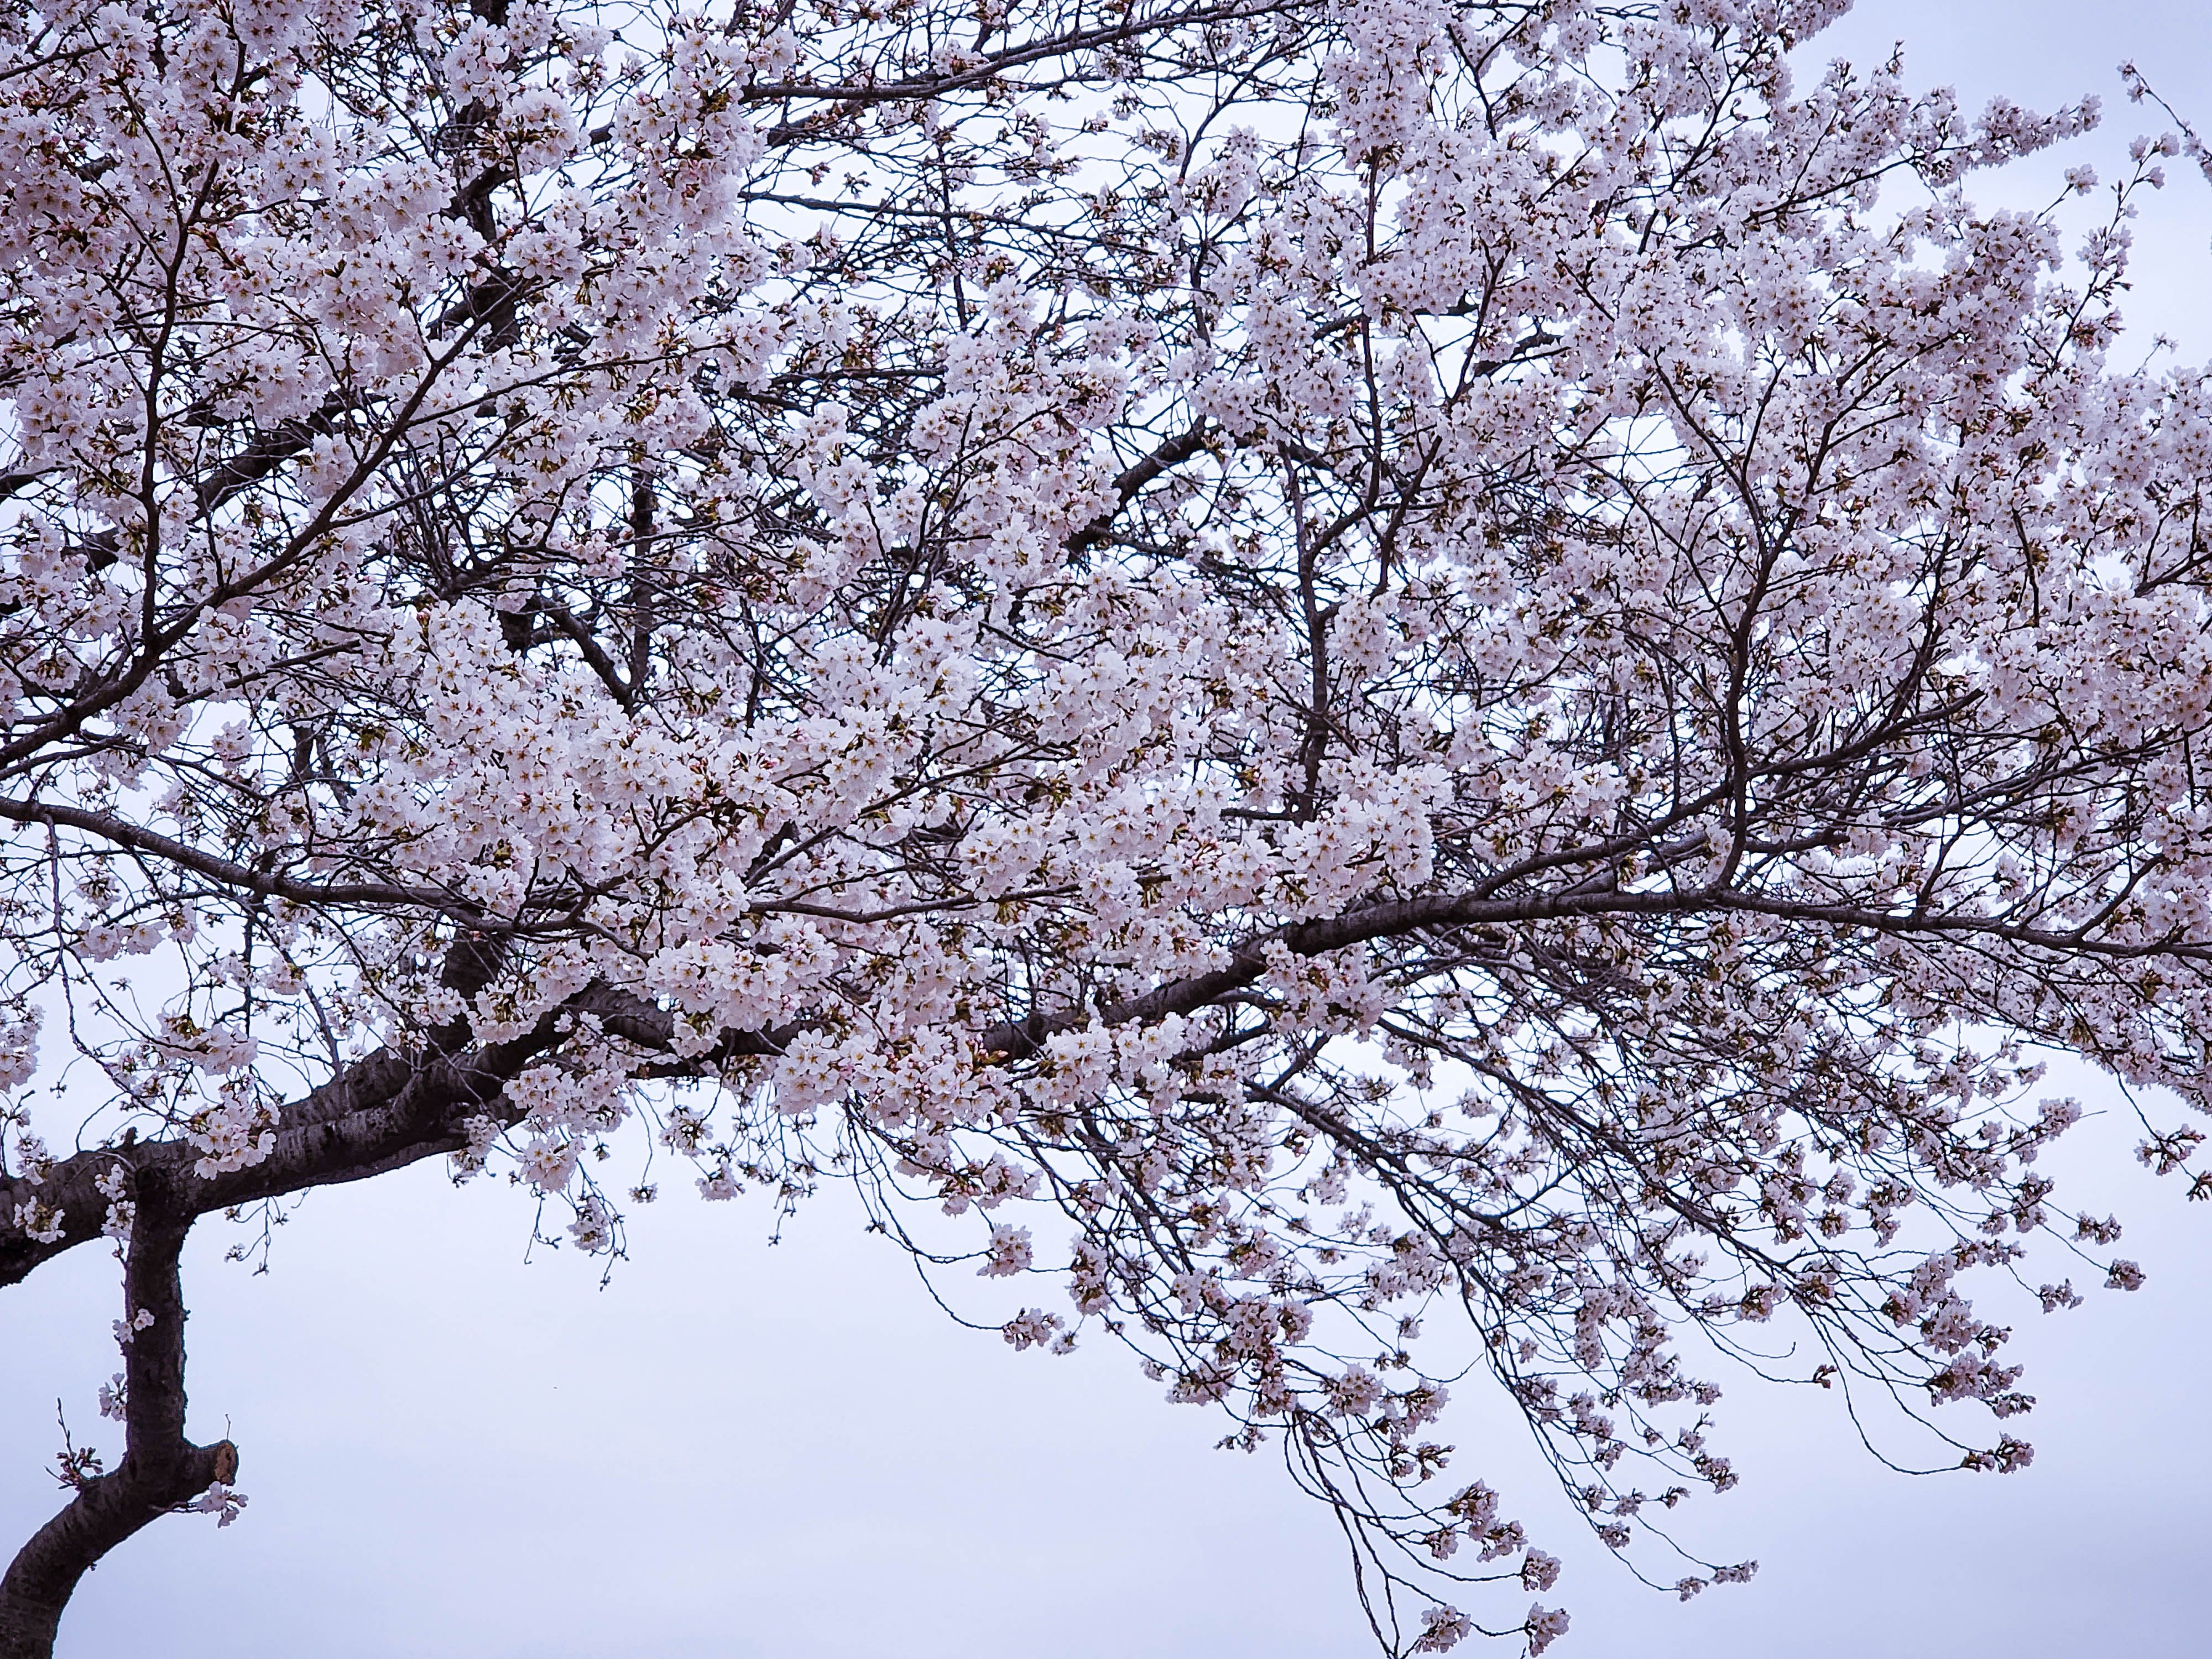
[0,1198,232,1659]
[1066,419,1213,556]
[0,797,456,911]
[45,399,353,577]
[0,984,791,1288]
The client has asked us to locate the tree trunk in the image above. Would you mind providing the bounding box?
[0,1196,233,1659]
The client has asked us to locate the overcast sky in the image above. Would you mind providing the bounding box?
[8,4,2212,1656]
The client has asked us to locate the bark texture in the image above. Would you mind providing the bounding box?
[0,1197,233,1659]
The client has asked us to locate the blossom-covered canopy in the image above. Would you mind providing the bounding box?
[2,0,2208,1651]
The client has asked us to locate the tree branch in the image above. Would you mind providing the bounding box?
[0,984,793,1287]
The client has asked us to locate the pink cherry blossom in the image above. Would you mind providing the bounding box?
[0,0,2205,1653]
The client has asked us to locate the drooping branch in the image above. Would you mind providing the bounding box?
[9,852,2207,1288]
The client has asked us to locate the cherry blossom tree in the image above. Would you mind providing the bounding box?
[1,0,2208,1651]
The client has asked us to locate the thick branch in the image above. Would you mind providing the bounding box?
[0,1199,232,1659]
[0,984,792,1287]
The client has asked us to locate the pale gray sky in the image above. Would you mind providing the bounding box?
[8,4,2212,1656]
